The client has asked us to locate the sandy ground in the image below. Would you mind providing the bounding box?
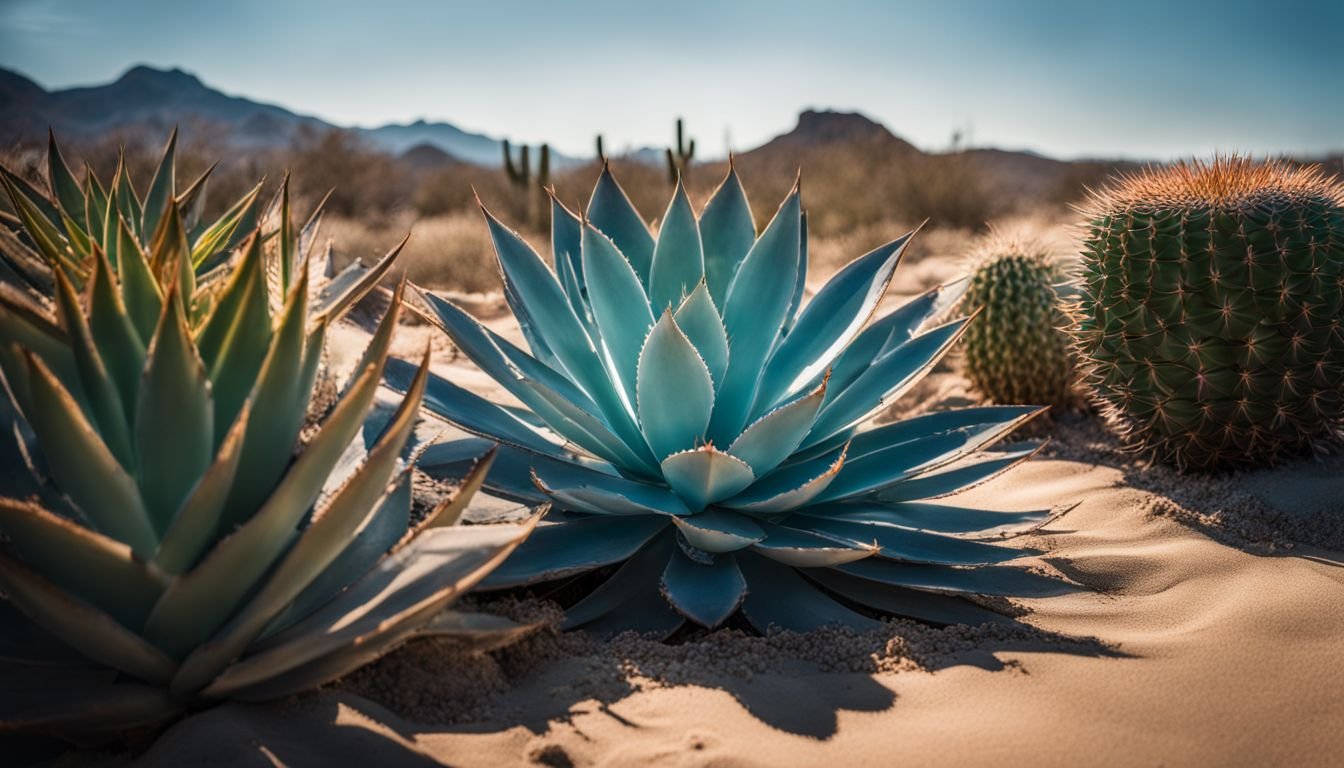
[64,235,1344,767]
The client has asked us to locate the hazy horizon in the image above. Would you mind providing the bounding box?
[2,0,1340,162]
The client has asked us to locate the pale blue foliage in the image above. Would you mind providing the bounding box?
[401,167,1069,635]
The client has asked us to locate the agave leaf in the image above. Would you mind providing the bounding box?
[1,174,82,279]
[1,164,63,234]
[190,181,262,268]
[259,467,414,640]
[818,416,1038,503]
[637,311,714,460]
[586,164,654,286]
[698,164,755,307]
[554,243,594,340]
[502,274,562,371]
[0,498,167,628]
[421,440,569,505]
[749,522,876,567]
[419,446,498,531]
[661,548,746,628]
[0,225,53,295]
[52,269,134,469]
[871,447,1040,503]
[659,445,754,511]
[723,443,847,513]
[798,501,1051,536]
[57,206,91,263]
[201,520,536,698]
[114,217,163,343]
[520,367,657,473]
[142,356,387,660]
[480,514,666,589]
[216,264,318,528]
[203,246,273,438]
[110,153,143,242]
[135,281,213,533]
[140,128,177,239]
[195,232,268,373]
[737,552,880,633]
[153,403,251,575]
[532,457,690,516]
[672,281,729,390]
[582,221,654,406]
[0,552,176,684]
[836,557,1075,598]
[804,317,971,449]
[146,199,194,299]
[847,406,1043,461]
[171,351,431,694]
[46,131,87,231]
[781,209,809,337]
[805,569,1014,626]
[550,194,588,311]
[560,532,683,639]
[669,507,764,553]
[385,357,565,458]
[177,161,215,234]
[728,378,826,476]
[779,516,1028,566]
[758,231,914,410]
[648,180,705,314]
[709,184,802,442]
[823,283,955,396]
[18,351,157,555]
[86,246,147,417]
[277,178,295,291]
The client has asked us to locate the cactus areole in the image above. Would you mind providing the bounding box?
[1076,158,1344,471]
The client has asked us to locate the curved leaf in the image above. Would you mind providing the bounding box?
[779,515,1028,565]
[669,507,764,553]
[698,164,755,307]
[737,552,880,633]
[560,532,684,639]
[723,443,846,513]
[806,569,1014,626]
[659,445,754,511]
[479,514,668,589]
[637,311,714,460]
[673,281,729,390]
[648,180,704,314]
[582,221,653,405]
[662,549,746,628]
[586,165,654,286]
[728,379,826,476]
[749,522,875,567]
[533,458,690,517]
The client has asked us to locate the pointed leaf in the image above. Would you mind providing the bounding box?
[699,165,755,307]
[582,221,653,405]
[637,311,714,460]
[709,185,801,442]
[140,128,177,238]
[86,245,147,417]
[114,217,162,343]
[479,514,667,589]
[723,443,846,513]
[532,457,690,516]
[780,515,1027,565]
[47,131,87,230]
[661,549,746,628]
[728,378,826,476]
[799,500,1050,536]
[153,403,250,574]
[52,269,134,469]
[749,521,876,567]
[836,557,1074,598]
[659,445,755,511]
[649,180,704,313]
[672,281,728,389]
[560,532,683,638]
[873,448,1039,503]
[669,507,764,553]
[737,553,880,633]
[586,165,654,285]
[806,569,1013,626]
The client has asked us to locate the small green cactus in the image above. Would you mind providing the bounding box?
[960,235,1078,408]
[1075,157,1344,471]
[665,117,694,183]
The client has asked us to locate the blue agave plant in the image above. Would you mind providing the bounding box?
[390,165,1069,636]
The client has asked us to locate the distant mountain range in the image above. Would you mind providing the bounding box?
[0,65,592,168]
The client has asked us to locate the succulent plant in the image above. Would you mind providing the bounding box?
[393,165,1070,637]
[960,234,1078,408]
[0,133,538,738]
[1076,158,1344,470]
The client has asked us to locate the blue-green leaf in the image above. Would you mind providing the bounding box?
[780,516,1029,565]
[758,231,914,410]
[662,549,746,628]
[781,209,808,335]
[659,445,755,511]
[805,318,970,448]
[637,311,714,460]
[836,557,1073,598]
[749,521,875,567]
[672,281,728,390]
[480,514,669,589]
[582,222,653,406]
[872,448,1039,502]
[723,444,846,513]
[669,507,764,553]
[648,179,704,314]
[737,553,880,633]
[586,165,654,287]
[709,185,801,443]
[533,459,690,517]
[805,569,1013,626]
[727,379,826,476]
[799,500,1050,536]
[698,165,755,307]
[560,532,683,639]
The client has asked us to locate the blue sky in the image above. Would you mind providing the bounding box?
[1,0,1340,160]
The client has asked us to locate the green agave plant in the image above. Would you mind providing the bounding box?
[394,165,1072,637]
[0,134,538,738]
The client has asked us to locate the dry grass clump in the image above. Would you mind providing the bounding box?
[323,211,518,294]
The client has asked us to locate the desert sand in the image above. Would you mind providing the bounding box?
[67,240,1344,768]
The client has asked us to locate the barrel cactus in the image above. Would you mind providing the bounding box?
[959,235,1078,408]
[1075,157,1344,470]
[0,134,537,738]
[393,165,1071,638]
